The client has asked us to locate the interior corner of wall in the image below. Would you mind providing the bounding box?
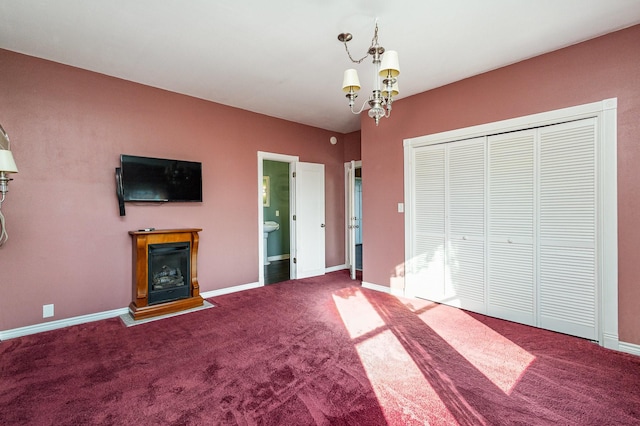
[389,274,405,297]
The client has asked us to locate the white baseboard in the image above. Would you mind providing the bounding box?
[7,276,633,357]
[602,332,620,351]
[618,341,640,356]
[0,270,347,340]
[362,281,404,297]
[0,307,129,341]
[0,282,263,341]
[200,282,262,298]
[326,264,348,273]
[362,281,391,294]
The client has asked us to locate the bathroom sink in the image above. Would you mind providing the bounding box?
[264,221,279,233]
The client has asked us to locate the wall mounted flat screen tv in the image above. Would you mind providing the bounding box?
[120,155,202,202]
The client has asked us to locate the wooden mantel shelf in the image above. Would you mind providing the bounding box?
[128,228,204,320]
[129,228,202,236]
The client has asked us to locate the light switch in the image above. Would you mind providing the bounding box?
[398,203,404,213]
[275,210,279,217]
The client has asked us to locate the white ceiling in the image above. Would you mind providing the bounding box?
[1,1,640,133]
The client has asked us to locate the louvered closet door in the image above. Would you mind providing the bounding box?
[538,119,597,340]
[409,144,446,301]
[487,130,536,326]
[447,138,485,310]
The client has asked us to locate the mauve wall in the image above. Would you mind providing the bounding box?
[343,131,362,162]
[0,49,347,331]
[361,25,640,345]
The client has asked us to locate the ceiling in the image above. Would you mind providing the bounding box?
[2,1,640,134]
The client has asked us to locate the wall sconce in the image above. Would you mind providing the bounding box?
[0,124,19,246]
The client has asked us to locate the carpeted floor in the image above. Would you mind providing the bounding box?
[1,270,639,425]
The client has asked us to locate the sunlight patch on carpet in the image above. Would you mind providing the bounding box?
[331,288,386,339]
[407,298,535,395]
[332,289,456,424]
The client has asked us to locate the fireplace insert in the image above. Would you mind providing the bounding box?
[147,242,191,305]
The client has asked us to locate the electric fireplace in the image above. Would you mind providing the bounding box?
[148,242,190,305]
[129,229,203,320]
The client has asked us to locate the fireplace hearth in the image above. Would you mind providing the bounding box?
[129,229,203,320]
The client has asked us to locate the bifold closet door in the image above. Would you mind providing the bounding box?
[538,119,597,340]
[408,118,598,340]
[486,119,597,339]
[410,144,446,301]
[408,138,485,310]
[447,138,485,310]
[487,130,536,326]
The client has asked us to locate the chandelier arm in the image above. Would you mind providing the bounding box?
[350,100,370,115]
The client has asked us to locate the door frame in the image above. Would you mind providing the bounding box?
[258,151,299,285]
[344,160,362,279]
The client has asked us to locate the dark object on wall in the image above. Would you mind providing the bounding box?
[115,167,126,216]
[119,154,202,203]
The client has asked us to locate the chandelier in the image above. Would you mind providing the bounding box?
[338,22,400,126]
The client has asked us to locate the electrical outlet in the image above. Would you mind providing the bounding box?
[43,304,54,318]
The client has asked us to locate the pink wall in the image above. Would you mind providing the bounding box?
[0,49,348,331]
[343,131,362,162]
[361,25,640,344]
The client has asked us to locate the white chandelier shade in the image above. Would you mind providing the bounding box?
[379,50,400,78]
[342,69,361,93]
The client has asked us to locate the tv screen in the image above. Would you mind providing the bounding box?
[120,155,202,202]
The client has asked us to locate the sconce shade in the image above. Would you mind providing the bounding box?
[0,150,18,173]
[382,81,399,98]
[379,50,400,78]
[342,69,361,92]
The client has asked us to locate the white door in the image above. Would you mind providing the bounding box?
[407,144,447,301]
[538,119,597,340]
[406,138,485,310]
[346,161,357,279]
[292,162,325,279]
[447,138,485,311]
[487,130,536,326]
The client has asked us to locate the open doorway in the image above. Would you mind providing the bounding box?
[258,152,326,285]
[263,159,291,284]
[258,152,298,286]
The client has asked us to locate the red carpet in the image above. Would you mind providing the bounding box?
[1,270,639,425]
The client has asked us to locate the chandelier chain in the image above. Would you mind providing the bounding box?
[342,23,380,64]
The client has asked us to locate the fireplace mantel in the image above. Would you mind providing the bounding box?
[129,228,204,320]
